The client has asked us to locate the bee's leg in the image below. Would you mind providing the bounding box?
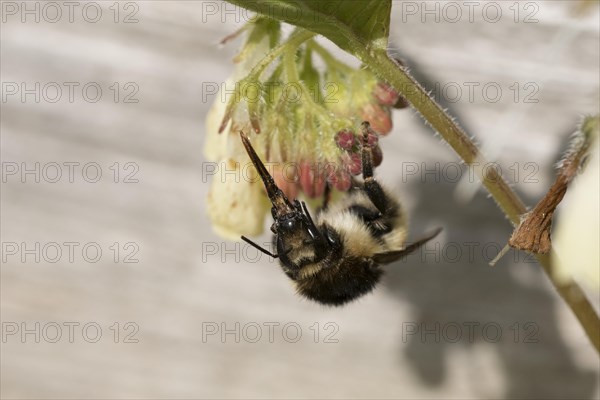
[349,177,362,191]
[321,183,331,211]
[361,122,388,213]
[241,236,279,258]
[300,201,327,242]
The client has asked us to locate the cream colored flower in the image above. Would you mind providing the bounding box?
[203,78,234,162]
[553,133,599,288]
[204,29,273,238]
[204,95,271,238]
[206,159,269,240]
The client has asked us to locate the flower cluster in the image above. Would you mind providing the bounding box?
[204,19,404,238]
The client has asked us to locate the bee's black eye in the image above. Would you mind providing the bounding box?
[280,219,296,231]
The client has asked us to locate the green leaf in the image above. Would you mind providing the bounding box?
[234,17,280,63]
[226,0,391,56]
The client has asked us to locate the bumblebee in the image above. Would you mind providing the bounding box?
[240,122,441,306]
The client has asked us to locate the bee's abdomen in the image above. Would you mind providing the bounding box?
[294,259,383,306]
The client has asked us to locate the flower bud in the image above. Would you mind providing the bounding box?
[373,82,400,106]
[346,153,362,176]
[273,165,299,200]
[360,103,393,135]
[372,145,383,167]
[335,129,356,151]
[299,161,326,198]
[328,170,352,191]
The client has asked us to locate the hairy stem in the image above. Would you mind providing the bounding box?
[361,49,600,353]
[247,29,315,80]
[308,39,354,74]
[283,45,330,120]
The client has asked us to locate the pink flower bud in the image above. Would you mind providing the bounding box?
[373,82,400,106]
[360,103,393,135]
[372,145,383,167]
[335,129,356,151]
[327,168,352,192]
[346,153,362,176]
[273,166,299,200]
[299,161,326,198]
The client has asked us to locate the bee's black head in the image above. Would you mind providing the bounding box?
[239,131,331,270]
[271,200,331,270]
[273,212,300,233]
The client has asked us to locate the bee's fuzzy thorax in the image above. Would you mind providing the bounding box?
[317,187,408,258]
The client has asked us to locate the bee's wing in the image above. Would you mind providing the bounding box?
[373,227,442,264]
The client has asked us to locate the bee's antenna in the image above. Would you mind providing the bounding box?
[300,201,316,228]
[321,184,331,211]
[241,236,293,259]
[239,131,295,218]
[241,236,279,259]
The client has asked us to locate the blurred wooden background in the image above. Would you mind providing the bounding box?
[1,1,599,399]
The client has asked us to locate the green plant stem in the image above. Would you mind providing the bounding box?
[368,51,526,221]
[361,49,600,353]
[247,29,315,80]
[308,40,354,74]
[282,44,330,120]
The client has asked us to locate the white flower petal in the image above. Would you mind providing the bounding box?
[206,159,269,239]
[203,79,233,162]
[553,137,600,288]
